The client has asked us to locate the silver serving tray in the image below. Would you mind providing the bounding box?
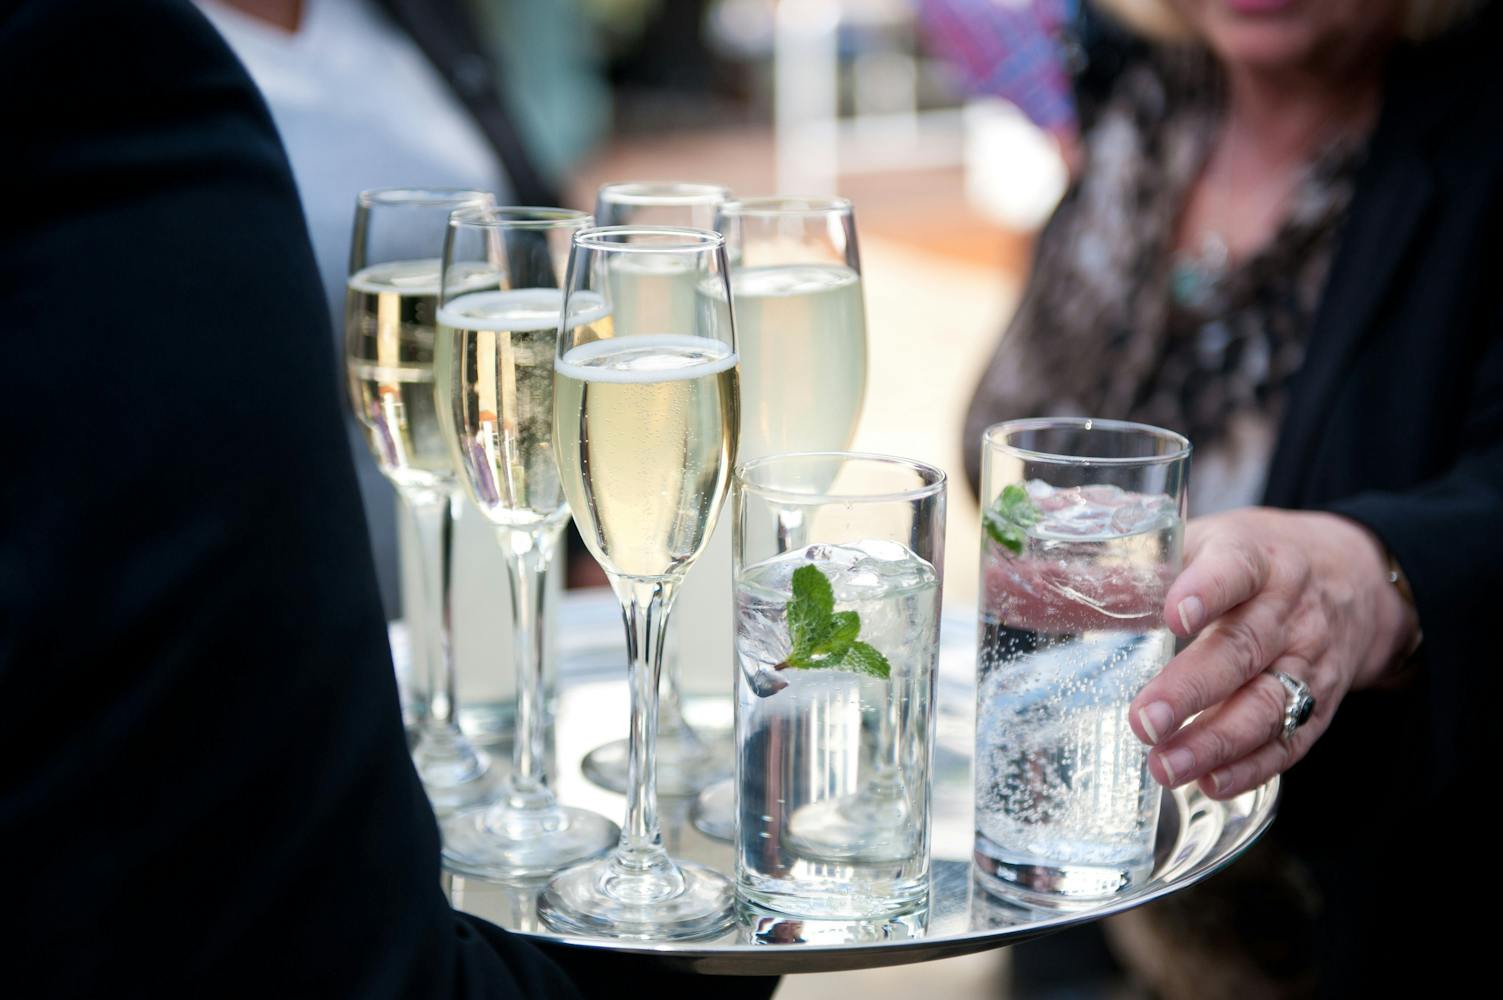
[445,591,1277,975]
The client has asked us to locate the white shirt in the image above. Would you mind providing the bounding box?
[197,0,509,325]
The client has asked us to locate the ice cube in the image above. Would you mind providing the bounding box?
[1029,484,1176,540]
[747,666,790,698]
[1109,496,1172,535]
[804,541,939,600]
[1080,484,1129,507]
[737,600,790,669]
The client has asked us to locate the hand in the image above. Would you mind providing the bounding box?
[1128,508,1418,799]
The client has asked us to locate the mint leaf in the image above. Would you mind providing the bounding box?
[776,565,892,681]
[1002,484,1041,525]
[812,611,859,654]
[787,563,835,655]
[835,641,891,680]
[791,563,835,616]
[985,483,1042,555]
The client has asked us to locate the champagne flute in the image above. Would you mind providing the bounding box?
[594,180,728,229]
[579,182,735,798]
[434,207,619,879]
[540,227,739,939]
[692,195,870,840]
[344,187,495,813]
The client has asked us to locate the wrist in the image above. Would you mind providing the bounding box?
[1378,548,1424,687]
[1337,516,1421,688]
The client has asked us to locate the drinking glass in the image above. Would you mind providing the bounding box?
[578,182,734,798]
[594,181,728,229]
[344,187,494,813]
[540,227,739,939]
[434,206,618,879]
[973,418,1190,904]
[693,195,869,840]
[734,453,945,919]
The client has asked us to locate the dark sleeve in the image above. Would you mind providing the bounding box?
[1322,302,1503,794]
[0,1,581,996]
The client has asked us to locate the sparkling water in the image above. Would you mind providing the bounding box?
[973,481,1181,902]
[736,541,940,918]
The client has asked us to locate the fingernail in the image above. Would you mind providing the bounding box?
[1139,702,1174,744]
[1158,748,1195,785]
[1177,596,1205,634]
[1210,770,1226,795]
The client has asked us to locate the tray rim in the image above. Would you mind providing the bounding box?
[442,592,1281,974]
[470,779,1277,975]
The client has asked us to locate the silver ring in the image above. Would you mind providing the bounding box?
[1269,670,1315,741]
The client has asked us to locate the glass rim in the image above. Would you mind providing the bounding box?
[736,451,948,505]
[574,225,725,253]
[448,205,593,231]
[719,196,853,218]
[596,181,731,205]
[357,187,492,209]
[983,417,1192,466]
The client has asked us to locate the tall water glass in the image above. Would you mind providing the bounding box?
[579,181,733,798]
[692,195,870,840]
[541,227,739,939]
[434,207,618,879]
[735,453,945,919]
[344,187,494,813]
[973,418,1190,904]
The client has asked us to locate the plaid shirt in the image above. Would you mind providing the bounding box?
[917,0,1078,134]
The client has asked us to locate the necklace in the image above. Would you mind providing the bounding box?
[1170,229,1231,311]
[1170,99,1362,312]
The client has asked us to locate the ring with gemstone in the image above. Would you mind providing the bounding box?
[1269,670,1315,741]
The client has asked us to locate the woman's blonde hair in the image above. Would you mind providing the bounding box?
[1091,0,1486,44]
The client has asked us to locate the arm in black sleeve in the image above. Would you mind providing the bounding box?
[0,1,582,995]
[1322,303,1503,795]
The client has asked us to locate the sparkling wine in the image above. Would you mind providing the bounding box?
[702,262,866,460]
[434,288,606,528]
[345,258,453,496]
[553,334,739,579]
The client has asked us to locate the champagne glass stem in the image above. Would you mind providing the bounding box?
[499,521,563,811]
[407,491,460,730]
[657,660,700,745]
[614,576,679,876]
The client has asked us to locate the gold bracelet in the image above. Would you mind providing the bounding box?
[1386,551,1424,662]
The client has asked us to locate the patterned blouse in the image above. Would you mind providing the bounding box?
[962,51,1368,515]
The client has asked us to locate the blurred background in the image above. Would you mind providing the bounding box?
[538,0,1068,609]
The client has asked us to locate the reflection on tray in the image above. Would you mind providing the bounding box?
[743,899,931,946]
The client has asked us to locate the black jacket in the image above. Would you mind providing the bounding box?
[0,0,575,994]
[0,1,776,997]
[1259,8,1503,988]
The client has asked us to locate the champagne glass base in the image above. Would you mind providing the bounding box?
[412,725,495,815]
[690,778,735,842]
[442,803,618,882]
[582,730,730,798]
[539,857,735,941]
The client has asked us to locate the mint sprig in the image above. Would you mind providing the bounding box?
[775,564,891,680]
[984,483,1042,556]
